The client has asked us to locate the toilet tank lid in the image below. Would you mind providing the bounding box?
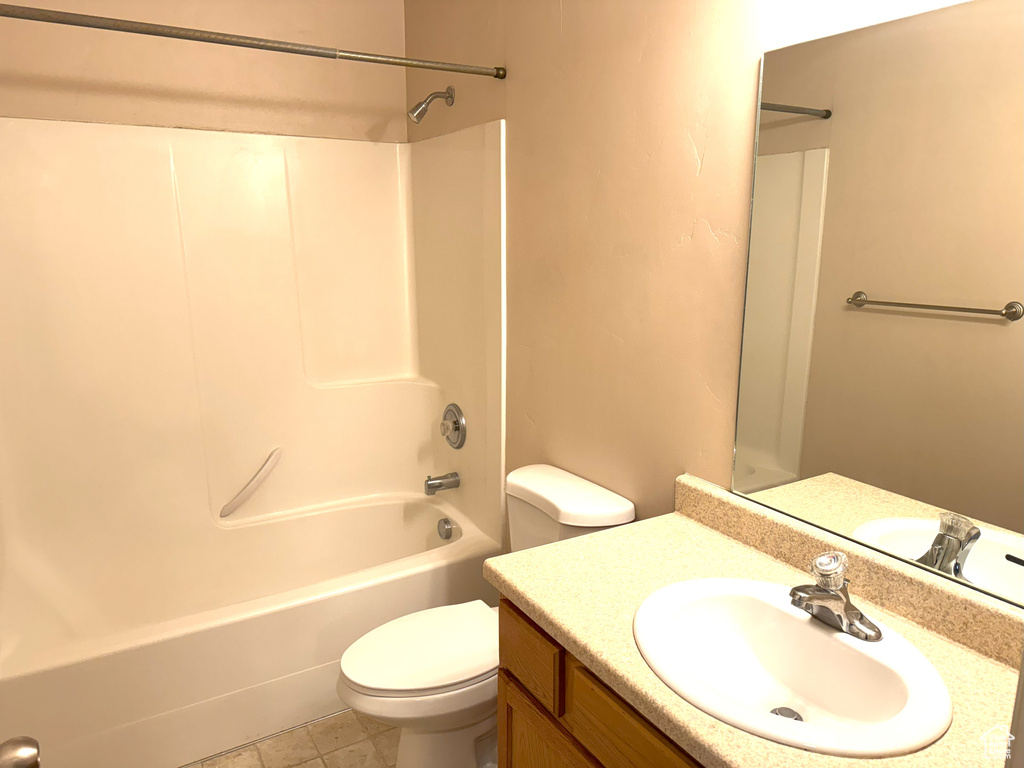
[506,464,635,526]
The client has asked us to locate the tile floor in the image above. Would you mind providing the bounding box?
[185,710,398,768]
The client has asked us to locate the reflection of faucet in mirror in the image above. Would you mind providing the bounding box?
[790,552,882,642]
[914,512,981,583]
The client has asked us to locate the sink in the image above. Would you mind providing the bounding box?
[853,517,1024,604]
[634,578,952,757]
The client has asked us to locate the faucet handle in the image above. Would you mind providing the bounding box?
[439,403,466,449]
[810,551,849,590]
[938,511,976,541]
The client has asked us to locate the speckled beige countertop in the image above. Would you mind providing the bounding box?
[751,473,1024,542]
[483,512,1021,768]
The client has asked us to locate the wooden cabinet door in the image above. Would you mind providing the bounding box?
[498,670,601,768]
[562,657,703,768]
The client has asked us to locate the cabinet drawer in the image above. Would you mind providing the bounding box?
[498,598,564,715]
[563,656,702,768]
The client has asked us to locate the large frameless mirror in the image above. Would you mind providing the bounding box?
[733,0,1024,607]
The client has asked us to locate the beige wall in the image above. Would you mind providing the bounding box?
[407,0,761,519]
[760,0,1024,530]
[0,0,408,141]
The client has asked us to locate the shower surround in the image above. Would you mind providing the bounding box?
[0,117,505,767]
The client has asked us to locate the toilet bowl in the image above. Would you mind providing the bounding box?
[336,465,635,768]
[337,601,499,768]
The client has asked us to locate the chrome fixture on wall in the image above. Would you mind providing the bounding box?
[424,472,460,496]
[847,291,1024,321]
[439,402,466,449]
[0,736,40,768]
[408,86,455,124]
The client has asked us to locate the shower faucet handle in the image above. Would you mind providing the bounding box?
[439,403,466,449]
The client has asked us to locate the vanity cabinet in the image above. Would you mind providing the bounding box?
[498,598,705,768]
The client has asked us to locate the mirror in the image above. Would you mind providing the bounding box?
[734,0,1023,606]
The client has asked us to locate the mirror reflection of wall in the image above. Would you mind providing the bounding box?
[735,0,1023,603]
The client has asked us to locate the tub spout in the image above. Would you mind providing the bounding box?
[425,472,460,496]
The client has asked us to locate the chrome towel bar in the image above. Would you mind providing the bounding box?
[847,291,1024,321]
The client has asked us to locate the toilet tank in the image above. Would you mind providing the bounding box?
[505,464,635,552]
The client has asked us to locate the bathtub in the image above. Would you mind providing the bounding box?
[0,496,501,768]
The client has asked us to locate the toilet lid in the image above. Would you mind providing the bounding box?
[340,601,499,696]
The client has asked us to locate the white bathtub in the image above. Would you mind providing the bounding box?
[0,496,501,768]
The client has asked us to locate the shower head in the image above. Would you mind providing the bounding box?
[408,86,455,123]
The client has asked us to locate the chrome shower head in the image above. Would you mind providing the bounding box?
[408,86,455,123]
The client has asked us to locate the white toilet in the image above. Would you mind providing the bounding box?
[336,464,635,768]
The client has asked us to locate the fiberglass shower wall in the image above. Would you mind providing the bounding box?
[0,118,503,648]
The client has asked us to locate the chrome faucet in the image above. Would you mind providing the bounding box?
[424,472,460,496]
[914,511,980,582]
[790,552,882,642]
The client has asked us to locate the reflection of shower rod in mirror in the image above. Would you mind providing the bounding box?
[760,102,832,119]
[847,291,1024,321]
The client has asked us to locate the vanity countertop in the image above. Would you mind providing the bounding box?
[483,512,1021,768]
[750,472,1024,542]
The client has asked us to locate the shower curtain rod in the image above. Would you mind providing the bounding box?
[0,3,507,79]
[761,101,832,119]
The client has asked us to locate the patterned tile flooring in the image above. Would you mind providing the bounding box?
[184,710,398,768]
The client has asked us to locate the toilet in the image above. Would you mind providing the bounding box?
[336,464,635,768]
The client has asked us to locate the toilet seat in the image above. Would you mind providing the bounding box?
[340,601,499,698]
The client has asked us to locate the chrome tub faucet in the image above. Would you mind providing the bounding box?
[790,552,882,642]
[425,472,460,496]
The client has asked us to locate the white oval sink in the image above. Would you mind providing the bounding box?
[853,518,1024,604]
[634,578,952,757]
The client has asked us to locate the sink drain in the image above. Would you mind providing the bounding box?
[770,707,804,721]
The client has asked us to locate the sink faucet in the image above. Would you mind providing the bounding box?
[914,511,980,582]
[790,552,882,642]
[424,472,460,496]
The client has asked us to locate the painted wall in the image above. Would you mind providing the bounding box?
[406,0,761,519]
[0,0,409,141]
[759,0,1024,530]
